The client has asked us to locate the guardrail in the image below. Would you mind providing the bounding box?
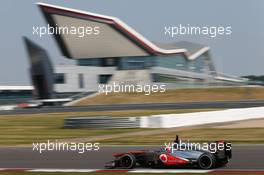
[64,116,139,128]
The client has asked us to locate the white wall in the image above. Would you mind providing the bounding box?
[54,65,116,93]
[140,107,264,128]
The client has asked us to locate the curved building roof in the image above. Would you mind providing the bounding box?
[154,41,210,60]
[37,3,208,60]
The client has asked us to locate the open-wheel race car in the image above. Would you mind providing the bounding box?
[105,135,232,169]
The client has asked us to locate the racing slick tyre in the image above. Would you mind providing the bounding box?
[119,154,136,169]
[197,153,216,169]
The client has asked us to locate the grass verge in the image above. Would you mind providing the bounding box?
[0,109,263,146]
[74,87,264,106]
[0,109,214,146]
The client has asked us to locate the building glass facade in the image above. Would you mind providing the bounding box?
[76,51,216,83]
[76,54,211,71]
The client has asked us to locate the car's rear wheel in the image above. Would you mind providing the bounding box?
[119,154,136,169]
[198,153,216,169]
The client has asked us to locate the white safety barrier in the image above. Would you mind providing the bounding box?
[140,107,264,128]
[0,105,17,111]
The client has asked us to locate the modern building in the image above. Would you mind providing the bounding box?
[0,86,33,105]
[27,3,247,94]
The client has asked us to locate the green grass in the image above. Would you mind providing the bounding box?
[74,87,264,106]
[0,109,214,146]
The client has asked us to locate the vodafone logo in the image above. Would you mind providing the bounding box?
[159,154,168,163]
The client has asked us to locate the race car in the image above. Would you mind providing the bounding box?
[105,135,232,169]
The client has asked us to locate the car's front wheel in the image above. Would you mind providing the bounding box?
[118,154,136,169]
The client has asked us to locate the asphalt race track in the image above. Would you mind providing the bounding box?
[2,100,264,115]
[0,145,263,169]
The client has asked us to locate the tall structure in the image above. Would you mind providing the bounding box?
[24,37,54,99]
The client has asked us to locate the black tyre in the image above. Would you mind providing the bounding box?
[198,153,216,169]
[119,154,136,169]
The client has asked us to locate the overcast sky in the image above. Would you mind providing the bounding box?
[0,0,264,85]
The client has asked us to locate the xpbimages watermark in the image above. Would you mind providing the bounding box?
[164,140,232,154]
[32,24,100,38]
[164,24,232,38]
[32,140,100,154]
[98,82,166,95]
